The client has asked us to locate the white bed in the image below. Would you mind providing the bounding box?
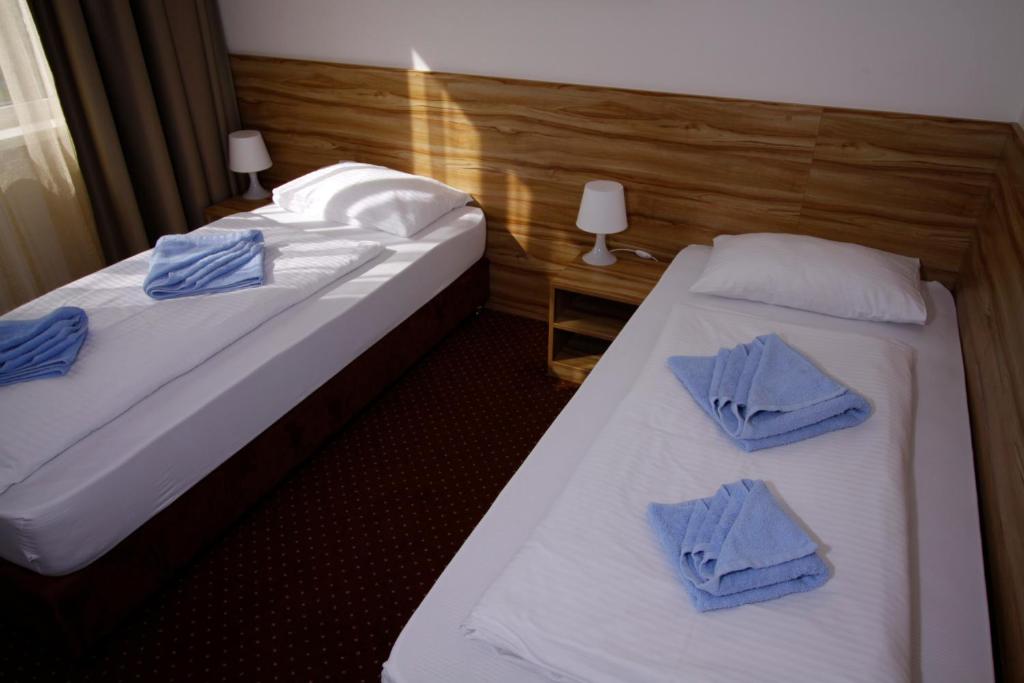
[382,245,992,683]
[0,204,485,576]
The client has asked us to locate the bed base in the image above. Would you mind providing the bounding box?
[0,257,489,656]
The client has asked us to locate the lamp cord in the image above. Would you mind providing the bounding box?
[610,247,660,262]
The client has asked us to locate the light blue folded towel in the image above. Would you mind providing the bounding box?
[0,306,88,387]
[648,479,829,612]
[667,334,870,451]
[144,229,265,300]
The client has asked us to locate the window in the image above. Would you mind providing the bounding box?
[0,0,104,311]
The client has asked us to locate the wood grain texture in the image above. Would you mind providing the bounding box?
[231,54,819,317]
[231,54,1009,318]
[956,123,1024,681]
[799,110,1008,282]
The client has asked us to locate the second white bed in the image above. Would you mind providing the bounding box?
[382,245,992,683]
[465,302,916,681]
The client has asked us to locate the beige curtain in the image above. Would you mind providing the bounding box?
[0,0,103,314]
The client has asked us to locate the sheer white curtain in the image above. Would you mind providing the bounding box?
[0,0,103,314]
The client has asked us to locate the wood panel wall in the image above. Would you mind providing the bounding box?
[230,55,1008,319]
[956,124,1024,681]
[230,54,1023,678]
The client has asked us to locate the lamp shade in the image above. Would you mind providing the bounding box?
[576,180,627,235]
[228,130,272,173]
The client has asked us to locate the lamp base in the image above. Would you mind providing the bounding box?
[242,172,270,200]
[582,233,616,266]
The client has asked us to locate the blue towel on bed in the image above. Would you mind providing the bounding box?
[0,306,88,386]
[648,479,829,612]
[144,229,265,300]
[667,334,870,452]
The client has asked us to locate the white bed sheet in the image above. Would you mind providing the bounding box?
[464,304,915,682]
[0,224,382,494]
[382,245,992,683]
[0,204,485,576]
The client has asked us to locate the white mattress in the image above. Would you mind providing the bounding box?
[0,204,485,576]
[383,245,993,683]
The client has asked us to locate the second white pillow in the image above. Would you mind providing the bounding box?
[689,233,927,324]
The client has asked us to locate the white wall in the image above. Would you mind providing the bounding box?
[219,0,1024,122]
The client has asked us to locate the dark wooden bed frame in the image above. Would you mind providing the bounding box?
[0,257,489,656]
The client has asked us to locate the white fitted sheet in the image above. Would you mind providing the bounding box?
[0,225,382,494]
[383,245,992,683]
[464,304,915,682]
[0,204,485,576]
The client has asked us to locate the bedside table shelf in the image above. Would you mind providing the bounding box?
[547,251,667,384]
[550,332,610,384]
[552,292,635,341]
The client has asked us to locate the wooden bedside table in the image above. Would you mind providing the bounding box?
[548,251,668,384]
[203,193,275,224]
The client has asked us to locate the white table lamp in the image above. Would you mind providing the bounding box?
[576,180,627,266]
[229,130,273,200]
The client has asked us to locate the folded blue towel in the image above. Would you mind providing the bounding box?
[667,334,870,451]
[0,307,88,386]
[144,229,265,300]
[648,480,829,612]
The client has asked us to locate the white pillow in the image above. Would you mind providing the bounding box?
[689,233,927,324]
[272,162,471,237]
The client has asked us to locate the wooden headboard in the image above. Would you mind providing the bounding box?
[955,124,1024,679]
[230,54,1008,318]
[231,54,1024,677]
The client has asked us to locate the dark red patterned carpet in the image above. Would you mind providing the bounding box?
[0,310,576,682]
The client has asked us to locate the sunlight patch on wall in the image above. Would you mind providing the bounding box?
[406,47,537,273]
[410,48,431,72]
[405,47,480,196]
